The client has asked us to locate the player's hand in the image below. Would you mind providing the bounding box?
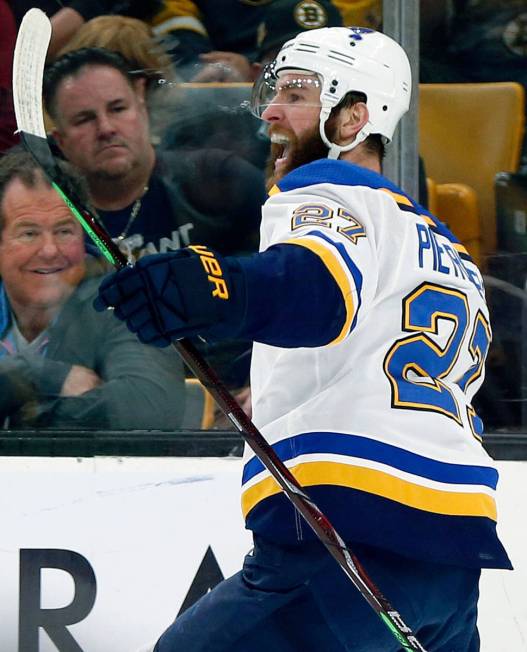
[93,246,238,347]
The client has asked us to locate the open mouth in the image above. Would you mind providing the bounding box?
[31,268,65,275]
[270,133,290,170]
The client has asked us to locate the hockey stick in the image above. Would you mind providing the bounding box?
[12,10,426,650]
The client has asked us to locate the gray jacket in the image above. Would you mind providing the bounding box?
[0,271,185,430]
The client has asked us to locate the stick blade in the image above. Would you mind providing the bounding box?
[12,8,52,138]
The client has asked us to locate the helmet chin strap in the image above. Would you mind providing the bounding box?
[319,106,369,160]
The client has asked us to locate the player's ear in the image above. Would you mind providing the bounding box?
[336,102,369,146]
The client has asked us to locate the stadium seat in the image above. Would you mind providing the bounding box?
[429,181,482,266]
[419,82,525,259]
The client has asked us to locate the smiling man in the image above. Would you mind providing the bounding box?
[0,148,185,429]
[95,27,511,652]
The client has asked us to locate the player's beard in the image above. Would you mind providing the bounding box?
[265,120,335,191]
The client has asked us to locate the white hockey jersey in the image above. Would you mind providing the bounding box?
[241,159,511,569]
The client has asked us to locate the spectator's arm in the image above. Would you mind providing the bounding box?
[2,311,185,430]
[48,7,86,59]
[150,0,211,73]
[38,312,186,430]
[192,51,254,82]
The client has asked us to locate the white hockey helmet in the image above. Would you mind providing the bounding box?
[251,27,412,159]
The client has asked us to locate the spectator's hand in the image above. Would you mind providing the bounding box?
[235,385,252,419]
[48,8,86,59]
[212,385,251,429]
[61,365,102,397]
[93,247,241,347]
[192,51,254,82]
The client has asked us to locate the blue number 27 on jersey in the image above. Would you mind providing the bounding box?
[383,282,491,436]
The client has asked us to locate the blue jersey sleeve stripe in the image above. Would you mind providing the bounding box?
[242,431,499,488]
[241,460,497,521]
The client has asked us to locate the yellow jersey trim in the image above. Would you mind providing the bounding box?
[241,460,497,521]
[453,242,470,256]
[380,188,413,207]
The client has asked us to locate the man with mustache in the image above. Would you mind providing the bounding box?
[43,47,266,262]
[0,148,185,429]
[95,27,511,651]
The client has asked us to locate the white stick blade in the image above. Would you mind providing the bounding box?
[12,8,52,138]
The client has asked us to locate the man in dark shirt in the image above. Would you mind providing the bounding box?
[43,47,266,262]
[43,47,262,386]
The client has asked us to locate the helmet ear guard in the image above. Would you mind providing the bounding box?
[252,27,412,159]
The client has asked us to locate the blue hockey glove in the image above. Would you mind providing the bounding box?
[93,245,245,347]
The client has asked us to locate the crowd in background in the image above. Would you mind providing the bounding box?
[0,0,526,432]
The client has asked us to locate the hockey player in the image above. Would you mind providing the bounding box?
[95,27,511,651]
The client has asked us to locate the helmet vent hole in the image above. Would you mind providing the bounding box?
[382,105,388,111]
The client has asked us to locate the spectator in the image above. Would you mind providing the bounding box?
[446,0,527,85]
[52,15,176,143]
[54,14,173,79]
[44,47,262,387]
[151,0,347,80]
[193,0,344,83]
[0,148,185,429]
[43,47,265,262]
[0,0,18,154]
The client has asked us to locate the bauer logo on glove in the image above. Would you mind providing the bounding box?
[188,245,229,300]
